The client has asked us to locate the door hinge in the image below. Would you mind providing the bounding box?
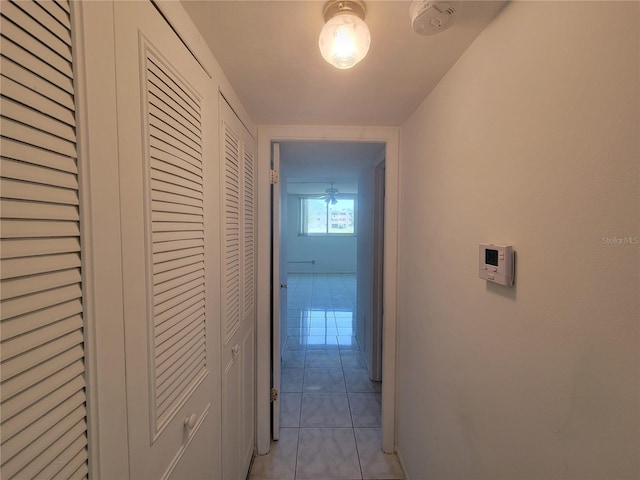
[269,169,279,185]
[270,387,279,402]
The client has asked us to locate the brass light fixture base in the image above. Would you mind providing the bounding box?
[323,0,366,22]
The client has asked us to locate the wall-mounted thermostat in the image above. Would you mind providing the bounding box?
[479,244,514,287]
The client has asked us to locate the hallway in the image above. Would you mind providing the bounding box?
[249,274,403,479]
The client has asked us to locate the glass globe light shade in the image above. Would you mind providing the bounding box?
[318,13,371,69]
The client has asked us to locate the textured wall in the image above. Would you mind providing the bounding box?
[397,2,639,478]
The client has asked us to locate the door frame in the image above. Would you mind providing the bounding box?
[256,125,400,455]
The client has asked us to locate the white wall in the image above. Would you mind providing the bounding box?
[397,2,639,479]
[286,195,357,273]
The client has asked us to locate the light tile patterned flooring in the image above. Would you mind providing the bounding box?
[249,274,404,480]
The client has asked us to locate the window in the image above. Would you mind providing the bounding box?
[300,197,356,235]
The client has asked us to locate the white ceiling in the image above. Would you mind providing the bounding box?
[181,0,506,126]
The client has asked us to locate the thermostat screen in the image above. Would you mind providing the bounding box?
[485,249,499,266]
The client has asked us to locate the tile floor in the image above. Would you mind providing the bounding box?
[249,274,404,480]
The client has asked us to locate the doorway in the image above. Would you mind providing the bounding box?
[256,126,400,458]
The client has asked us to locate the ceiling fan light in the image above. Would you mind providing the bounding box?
[319,7,371,70]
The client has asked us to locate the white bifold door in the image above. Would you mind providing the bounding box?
[114,2,220,478]
[219,96,257,480]
[0,1,89,478]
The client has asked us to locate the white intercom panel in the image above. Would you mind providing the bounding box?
[479,244,514,286]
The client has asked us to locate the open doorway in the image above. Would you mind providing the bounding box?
[279,143,384,364]
[274,140,385,424]
[253,140,403,478]
[256,126,399,459]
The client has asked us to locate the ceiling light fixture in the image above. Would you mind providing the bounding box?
[318,0,371,70]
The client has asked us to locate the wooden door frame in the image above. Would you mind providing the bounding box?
[256,125,400,455]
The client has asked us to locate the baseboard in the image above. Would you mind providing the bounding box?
[395,445,410,480]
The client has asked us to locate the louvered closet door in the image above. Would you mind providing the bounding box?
[220,97,256,480]
[0,1,89,479]
[113,2,218,478]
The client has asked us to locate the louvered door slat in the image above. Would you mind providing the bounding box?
[1,268,81,300]
[150,146,202,178]
[155,300,205,345]
[154,277,204,310]
[151,178,203,203]
[153,230,204,244]
[0,38,74,95]
[11,0,71,47]
[1,74,75,126]
[149,135,202,172]
[156,346,205,417]
[1,198,78,221]
[151,169,202,196]
[153,244,203,263]
[147,59,200,118]
[50,448,88,480]
[152,237,203,254]
[147,80,200,136]
[0,238,80,259]
[0,137,77,173]
[156,334,204,395]
[153,250,203,272]
[152,200,203,216]
[1,118,76,159]
[153,267,203,297]
[1,299,82,340]
[1,313,82,360]
[150,125,201,165]
[151,156,202,185]
[155,315,203,363]
[2,1,71,61]
[1,61,74,110]
[148,103,201,152]
[0,178,78,205]
[53,0,69,14]
[154,290,205,330]
[0,18,71,78]
[148,91,201,140]
[152,189,203,209]
[2,329,84,381]
[0,219,79,238]
[154,283,204,318]
[36,0,70,31]
[1,99,75,145]
[1,280,80,322]
[0,3,86,475]
[0,251,80,278]
[1,356,84,416]
[2,393,85,462]
[153,260,203,286]
[1,157,78,188]
[1,418,86,480]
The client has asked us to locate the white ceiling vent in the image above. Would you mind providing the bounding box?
[410,1,457,35]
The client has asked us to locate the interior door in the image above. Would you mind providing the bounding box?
[114,2,218,478]
[271,143,283,439]
[220,96,256,479]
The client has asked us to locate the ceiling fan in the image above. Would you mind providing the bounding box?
[321,182,339,205]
